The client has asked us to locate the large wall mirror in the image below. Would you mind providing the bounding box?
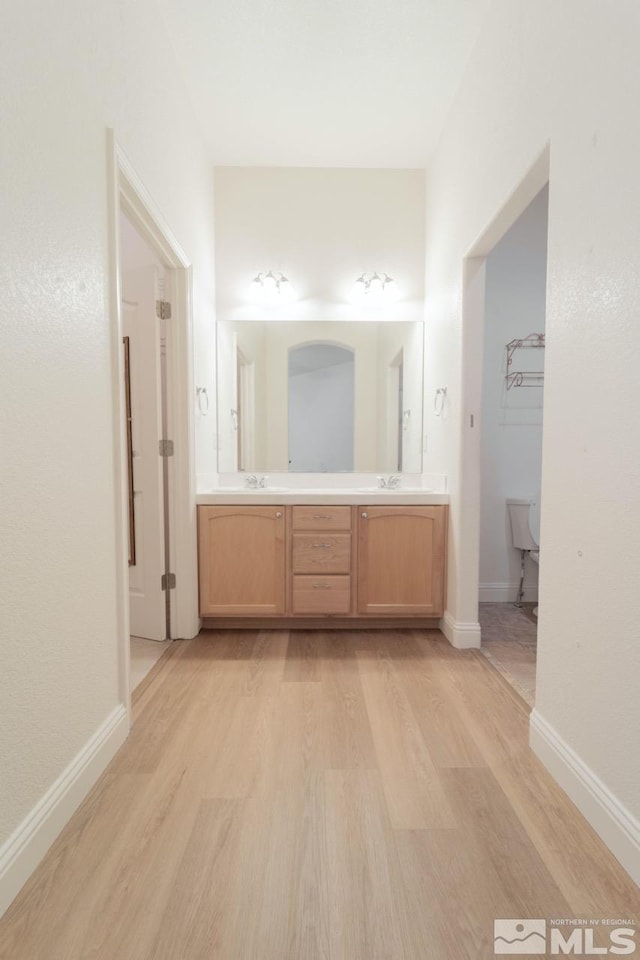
[216,320,424,474]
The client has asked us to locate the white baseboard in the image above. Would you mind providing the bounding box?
[440,611,481,649]
[0,704,128,919]
[479,582,539,603]
[530,709,640,887]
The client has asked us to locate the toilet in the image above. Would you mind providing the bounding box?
[506,498,540,613]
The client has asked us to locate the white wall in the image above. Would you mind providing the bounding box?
[213,167,425,325]
[424,0,640,880]
[479,186,548,602]
[0,0,215,915]
[209,167,426,482]
[120,211,165,274]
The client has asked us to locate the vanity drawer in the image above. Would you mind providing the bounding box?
[291,506,352,531]
[292,575,351,614]
[292,533,351,574]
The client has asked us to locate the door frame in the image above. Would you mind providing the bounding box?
[107,130,199,721]
[454,145,550,639]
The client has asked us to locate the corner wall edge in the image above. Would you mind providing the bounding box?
[440,611,481,648]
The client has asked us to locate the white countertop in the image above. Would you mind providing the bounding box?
[196,489,449,506]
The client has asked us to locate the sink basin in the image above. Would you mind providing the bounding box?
[210,486,436,495]
[358,487,433,494]
[214,486,289,493]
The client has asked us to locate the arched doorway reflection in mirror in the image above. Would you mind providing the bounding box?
[288,342,355,472]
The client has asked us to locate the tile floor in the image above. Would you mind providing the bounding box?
[479,603,537,706]
[130,636,172,691]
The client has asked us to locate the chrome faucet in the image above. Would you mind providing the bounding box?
[245,474,267,489]
[377,474,402,489]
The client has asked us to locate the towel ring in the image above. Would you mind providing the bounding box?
[434,387,447,417]
[196,386,209,416]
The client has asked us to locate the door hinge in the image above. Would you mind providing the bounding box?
[161,572,176,590]
[159,439,174,457]
[156,299,172,320]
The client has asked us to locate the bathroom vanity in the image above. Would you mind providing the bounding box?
[203,317,448,626]
[197,494,448,627]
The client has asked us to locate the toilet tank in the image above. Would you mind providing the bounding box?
[507,499,539,551]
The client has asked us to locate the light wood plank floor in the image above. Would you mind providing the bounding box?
[1,629,638,959]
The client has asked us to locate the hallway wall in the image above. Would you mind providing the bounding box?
[424,0,640,880]
[0,0,216,914]
[213,167,425,327]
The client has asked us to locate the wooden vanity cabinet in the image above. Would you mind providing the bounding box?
[198,506,285,616]
[290,505,354,615]
[357,506,446,616]
[198,503,447,622]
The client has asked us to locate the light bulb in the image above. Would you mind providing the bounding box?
[250,274,264,300]
[278,275,295,302]
[262,271,277,293]
[383,276,399,301]
[368,272,383,300]
[353,275,367,301]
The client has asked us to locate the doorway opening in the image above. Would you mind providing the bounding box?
[108,135,199,720]
[456,145,549,691]
[119,210,173,687]
[477,185,549,705]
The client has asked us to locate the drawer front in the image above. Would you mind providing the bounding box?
[292,575,351,614]
[292,533,351,574]
[292,506,352,531]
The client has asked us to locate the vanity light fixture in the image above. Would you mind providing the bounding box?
[353,272,399,303]
[250,271,294,304]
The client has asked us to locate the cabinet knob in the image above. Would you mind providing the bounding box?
[361,511,368,519]
[275,511,283,518]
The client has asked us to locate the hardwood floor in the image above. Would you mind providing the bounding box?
[0,629,638,959]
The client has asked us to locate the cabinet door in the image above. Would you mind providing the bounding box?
[198,506,285,616]
[357,506,446,616]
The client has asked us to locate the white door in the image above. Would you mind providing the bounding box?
[122,267,167,641]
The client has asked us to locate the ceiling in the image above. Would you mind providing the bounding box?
[157,0,491,168]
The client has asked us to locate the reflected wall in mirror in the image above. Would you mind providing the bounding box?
[217,321,424,474]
